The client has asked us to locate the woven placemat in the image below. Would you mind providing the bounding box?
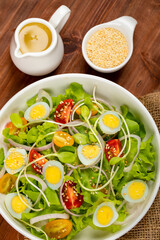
[118,92,160,240]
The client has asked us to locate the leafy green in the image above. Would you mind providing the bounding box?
[27,127,39,144]
[10,113,23,128]
[88,130,98,143]
[0,148,5,168]
[44,188,60,205]
[73,133,89,145]
[84,97,94,109]
[26,95,37,107]
[80,105,90,120]
[110,157,122,165]
[58,146,76,153]
[56,152,76,163]
[120,105,146,139]
[65,82,90,102]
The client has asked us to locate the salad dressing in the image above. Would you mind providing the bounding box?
[19,22,52,54]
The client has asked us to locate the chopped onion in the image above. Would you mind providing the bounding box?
[68,127,76,136]
[0,140,8,178]
[8,139,52,152]
[0,166,5,179]
[119,134,141,172]
[36,89,53,111]
[51,141,57,153]
[20,174,47,191]
[34,220,48,228]
[30,213,69,225]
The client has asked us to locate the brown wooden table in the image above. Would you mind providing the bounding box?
[0,0,159,239]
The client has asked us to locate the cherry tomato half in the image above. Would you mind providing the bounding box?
[53,131,74,148]
[62,180,83,209]
[45,219,72,239]
[29,149,48,174]
[54,99,74,124]
[105,139,123,161]
[76,103,98,117]
[0,173,17,194]
[5,117,27,135]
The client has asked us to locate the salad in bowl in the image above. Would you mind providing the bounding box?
[0,74,159,240]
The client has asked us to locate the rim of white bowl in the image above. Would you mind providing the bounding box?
[0,73,159,240]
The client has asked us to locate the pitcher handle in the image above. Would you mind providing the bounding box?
[49,5,71,33]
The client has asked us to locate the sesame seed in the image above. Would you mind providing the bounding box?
[86,27,128,69]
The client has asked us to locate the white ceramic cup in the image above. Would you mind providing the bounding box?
[82,16,137,73]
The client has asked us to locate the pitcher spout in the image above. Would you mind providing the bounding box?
[14,47,25,58]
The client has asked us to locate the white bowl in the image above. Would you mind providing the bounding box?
[0,73,159,240]
[82,16,137,73]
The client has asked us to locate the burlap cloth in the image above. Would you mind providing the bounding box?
[118,92,160,240]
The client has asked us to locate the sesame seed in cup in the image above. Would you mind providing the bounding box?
[82,16,137,73]
[86,28,129,69]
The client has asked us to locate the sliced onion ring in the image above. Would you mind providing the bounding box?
[0,166,6,179]
[20,174,47,191]
[0,140,8,178]
[8,139,52,152]
[51,141,57,153]
[36,89,53,110]
[30,213,69,225]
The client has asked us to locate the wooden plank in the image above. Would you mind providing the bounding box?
[0,0,159,239]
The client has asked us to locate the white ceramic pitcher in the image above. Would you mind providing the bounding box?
[10,5,71,76]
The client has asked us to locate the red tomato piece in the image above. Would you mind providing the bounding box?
[29,149,48,174]
[62,180,83,209]
[54,99,74,124]
[105,139,123,161]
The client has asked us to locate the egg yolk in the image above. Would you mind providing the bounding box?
[45,166,61,185]
[30,104,46,120]
[128,182,146,200]
[97,206,113,225]
[5,150,25,170]
[82,145,100,159]
[11,195,28,214]
[102,114,119,129]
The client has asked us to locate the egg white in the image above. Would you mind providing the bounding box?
[24,102,50,122]
[121,179,149,203]
[93,202,119,227]
[4,148,27,175]
[5,193,31,219]
[77,144,101,166]
[99,111,121,134]
[43,161,64,190]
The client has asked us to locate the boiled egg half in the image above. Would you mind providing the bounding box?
[43,161,64,190]
[77,144,101,166]
[99,111,121,134]
[5,193,31,219]
[24,102,50,122]
[121,179,149,203]
[4,148,27,174]
[93,202,118,227]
